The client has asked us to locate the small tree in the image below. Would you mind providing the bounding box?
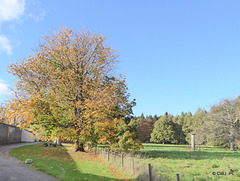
[117,119,143,152]
[137,119,154,143]
[150,114,178,144]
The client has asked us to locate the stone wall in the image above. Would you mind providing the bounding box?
[0,123,22,144]
[21,130,36,142]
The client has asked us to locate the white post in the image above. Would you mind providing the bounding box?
[191,134,195,151]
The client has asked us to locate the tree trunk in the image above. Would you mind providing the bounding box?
[54,137,63,146]
[75,139,85,152]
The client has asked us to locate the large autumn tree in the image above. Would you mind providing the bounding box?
[4,26,141,151]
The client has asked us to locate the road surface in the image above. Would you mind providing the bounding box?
[0,142,59,181]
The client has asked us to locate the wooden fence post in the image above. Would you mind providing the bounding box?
[176,174,180,181]
[108,150,110,161]
[132,157,135,176]
[103,148,106,159]
[114,152,116,162]
[148,164,152,181]
[121,154,124,167]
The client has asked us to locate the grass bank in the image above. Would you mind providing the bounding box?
[136,144,240,181]
[9,143,132,181]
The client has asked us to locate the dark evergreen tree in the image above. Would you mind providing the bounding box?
[140,113,145,121]
[147,115,153,122]
[153,114,159,124]
[173,115,186,144]
[192,108,208,145]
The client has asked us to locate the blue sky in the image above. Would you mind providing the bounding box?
[0,0,240,117]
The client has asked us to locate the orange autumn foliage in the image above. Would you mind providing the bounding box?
[3,26,142,151]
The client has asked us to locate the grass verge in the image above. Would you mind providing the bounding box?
[9,143,132,181]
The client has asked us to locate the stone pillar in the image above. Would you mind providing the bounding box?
[191,134,195,151]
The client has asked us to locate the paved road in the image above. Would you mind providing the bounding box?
[0,142,59,181]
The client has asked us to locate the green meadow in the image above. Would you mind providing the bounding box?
[136,144,240,181]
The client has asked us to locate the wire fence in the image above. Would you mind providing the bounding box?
[87,145,182,181]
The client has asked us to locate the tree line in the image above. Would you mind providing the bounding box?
[136,97,240,151]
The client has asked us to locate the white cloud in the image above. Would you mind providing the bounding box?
[0,79,10,96]
[26,0,45,22]
[0,0,25,22]
[0,0,25,55]
[0,35,12,55]
[28,10,45,22]
[0,0,46,55]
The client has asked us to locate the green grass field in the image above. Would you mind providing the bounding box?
[136,144,240,181]
[9,143,131,181]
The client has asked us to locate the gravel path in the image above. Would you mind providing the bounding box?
[0,142,59,181]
